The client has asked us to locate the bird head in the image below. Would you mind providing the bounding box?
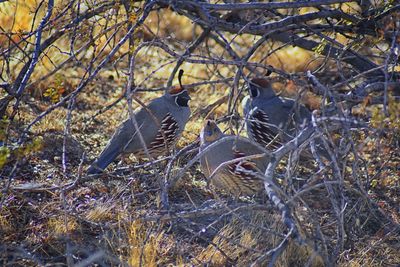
[167,69,191,107]
[200,120,224,144]
[247,78,276,99]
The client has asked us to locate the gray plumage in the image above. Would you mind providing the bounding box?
[199,120,271,196]
[242,78,329,158]
[88,88,190,174]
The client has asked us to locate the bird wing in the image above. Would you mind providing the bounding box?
[89,116,148,172]
[232,137,271,171]
[88,98,168,172]
[134,112,181,158]
[248,107,283,150]
[224,142,266,195]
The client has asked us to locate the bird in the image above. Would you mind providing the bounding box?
[242,78,329,159]
[199,120,271,196]
[87,71,191,174]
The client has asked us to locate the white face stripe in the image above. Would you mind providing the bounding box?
[200,128,205,143]
[253,87,260,97]
[248,84,260,98]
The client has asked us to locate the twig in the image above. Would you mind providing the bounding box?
[199,0,355,11]
[166,28,211,88]
[11,0,54,116]
[22,0,157,140]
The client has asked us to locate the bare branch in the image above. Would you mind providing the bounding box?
[199,0,355,11]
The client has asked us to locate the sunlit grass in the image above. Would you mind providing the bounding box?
[86,204,115,222]
[47,217,78,235]
[128,221,163,267]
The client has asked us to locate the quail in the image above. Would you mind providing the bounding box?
[199,120,271,196]
[242,78,328,158]
[88,73,191,174]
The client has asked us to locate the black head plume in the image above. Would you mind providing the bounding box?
[178,69,184,89]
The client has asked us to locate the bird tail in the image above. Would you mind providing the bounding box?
[87,145,120,175]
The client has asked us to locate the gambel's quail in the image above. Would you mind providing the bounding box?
[88,75,191,174]
[199,120,271,196]
[242,78,328,158]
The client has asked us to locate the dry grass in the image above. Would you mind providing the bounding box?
[127,221,164,267]
[195,210,324,267]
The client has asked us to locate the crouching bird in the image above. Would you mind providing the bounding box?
[199,120,271,196]
[87,71,191,174]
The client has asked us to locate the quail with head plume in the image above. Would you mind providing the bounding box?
[242,78,329,158]
[199,120,271,196]
[88,70,191,174]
